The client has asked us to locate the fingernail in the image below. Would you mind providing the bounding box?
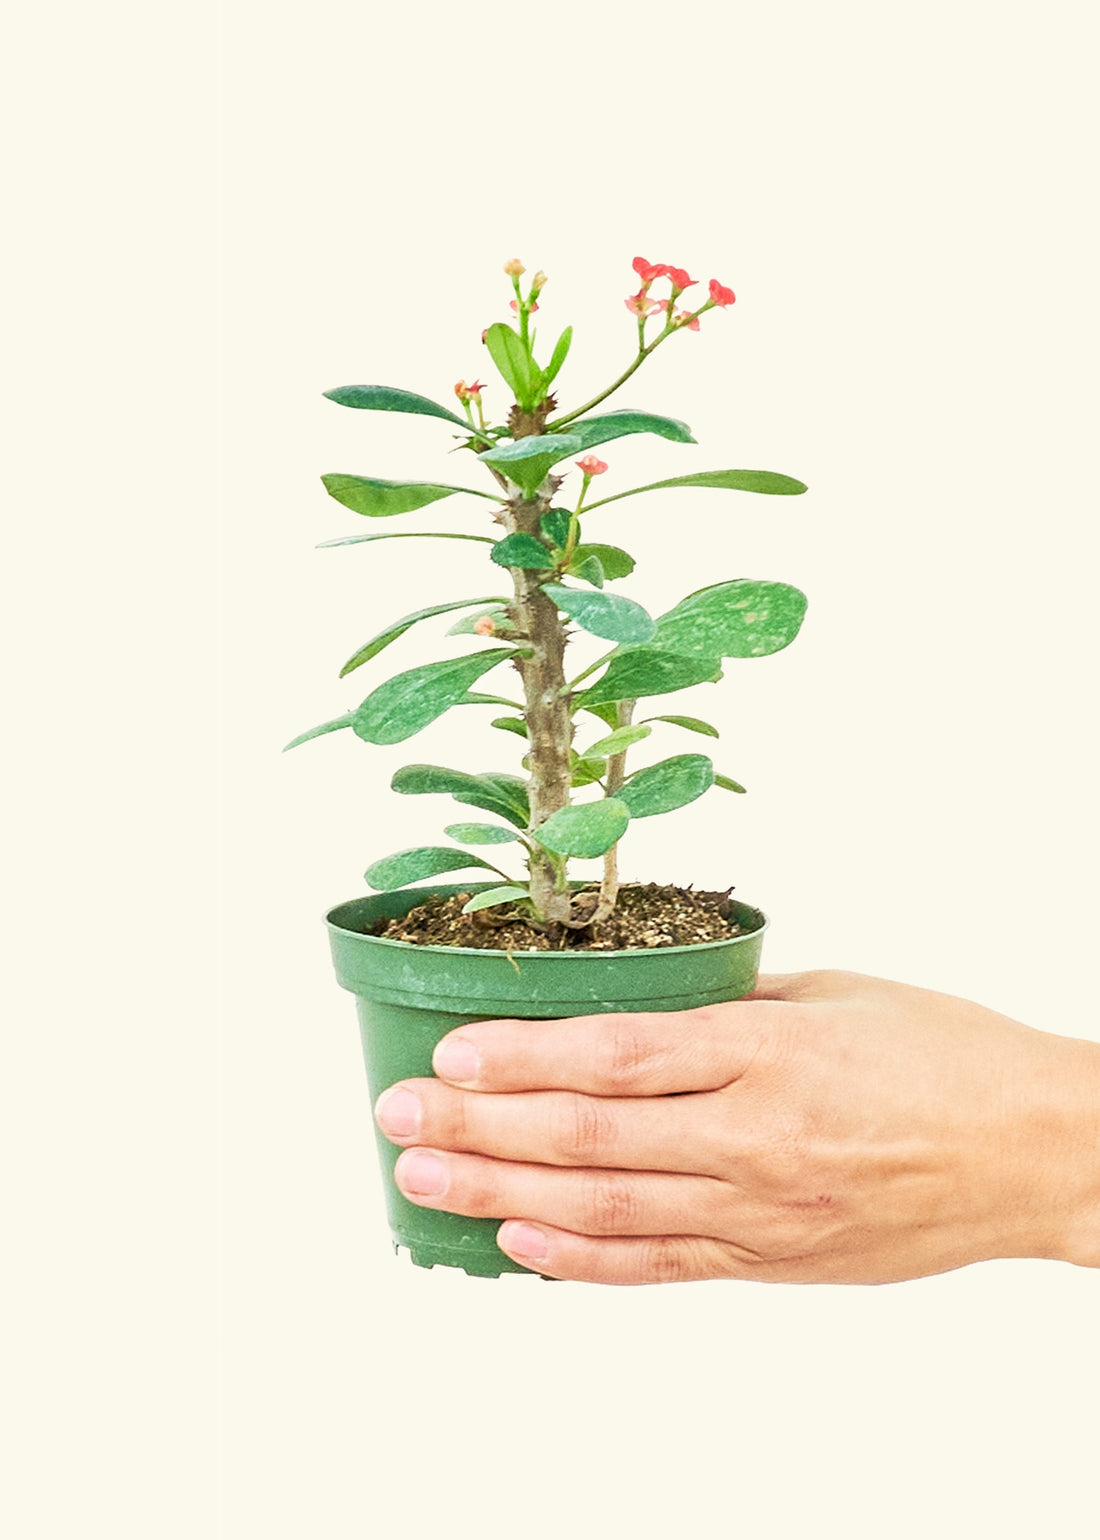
[397,1150,448,1197]
[498,1222,549,1264]
[433,1036,480,1083]
[374,1087,422,1140]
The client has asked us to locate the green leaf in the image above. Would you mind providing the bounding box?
[543,584,656,645]
[535,799,631,858]
[391,764,530,829]
[316,531,495,549]
[714,773,747,793]
[582,723,653,758]
[459,692,524,710]
[564,410,696,452]
[652,580,808,659]
[478,433,585,496]
[570,554,604,588]
[490,715,528,738]
[323,383,471,428]
[339,595,509,678]
[579,647,722,707]
[642,714,720,739]
[571,543,635,580]
[542,326,573,388]
[484,323,536,401]
[540,508,572,549]
[491,532,556,570]
[584,467,808,513]
[571,757,609,788]
[618,754,715,818]
[443,822,521,845]
[282,712,355,752]
[353,650,515,745]
[447,606,513,637]
[321,474,496,518]
[364,845,502,891]
[582,701,621,730]
[461,885,531,915]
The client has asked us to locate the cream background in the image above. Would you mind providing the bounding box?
[5,1,1098,1535]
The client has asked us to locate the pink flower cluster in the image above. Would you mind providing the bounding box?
[625,257,735,329]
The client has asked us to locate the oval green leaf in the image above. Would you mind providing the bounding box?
[478,434,585,496]
[364,845,502,891]
[489,715,528,738]
[582,723,652,758]
[543,584,656,645]
[484,323,536,401]
[584,468,808,512]
[540,508,571,549]
[281,712,355,752]
[570,554,604,588]
[571,543,635,581]
[353,650,515,746]
[461,885,531,915]
[570,757,608,788]
[534,798,631,858]
[391,764,529,829]
[443,822,521,845]
[321,474,496,518]
[491,532,556,570]
[339,595,509,678]
[563,410,696,452]
[641,714,720,738]
[579,647,722,707]
[714,773,747,793]
[618,754,715,818]
[324,383,470,428]
[653,580,808,659]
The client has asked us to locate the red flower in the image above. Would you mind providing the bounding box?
[672,309,700,332]
[510,298,539,313]
[454,379,487,402]
[632,255,670,284]
[708,279,736,307]
[576,455,608,476]
[667,267,696,292]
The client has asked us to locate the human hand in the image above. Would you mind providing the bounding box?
[373,970,1100,1284]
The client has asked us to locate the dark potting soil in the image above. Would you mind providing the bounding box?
[371,882,744,952]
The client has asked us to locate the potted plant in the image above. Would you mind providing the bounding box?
[286,256,808,1276]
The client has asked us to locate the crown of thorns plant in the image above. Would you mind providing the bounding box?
[287,256,808,931]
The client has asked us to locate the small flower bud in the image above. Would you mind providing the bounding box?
[503,258,525,276]
[576,455,608,477]
[531,270,548,292]
[473,615,497,636]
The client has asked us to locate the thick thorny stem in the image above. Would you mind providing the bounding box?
[503,488,575,923]
[592,698,635,924]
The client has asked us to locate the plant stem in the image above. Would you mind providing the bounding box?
[592,698,635,923]
[549,324,673,429]
[504,487,576,924]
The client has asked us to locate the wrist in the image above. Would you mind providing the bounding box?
[1019,1034,1100,1268]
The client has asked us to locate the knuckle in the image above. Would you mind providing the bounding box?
[601,1017,659,1090]
[552,1092,613,1164]
[644,1236,691,1284]
[581,1172,640,1234]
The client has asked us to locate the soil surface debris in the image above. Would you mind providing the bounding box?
[372,882,745,952]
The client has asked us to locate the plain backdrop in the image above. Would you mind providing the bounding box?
[3,1,1098,1536]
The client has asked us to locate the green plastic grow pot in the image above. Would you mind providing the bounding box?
[326,882,768,1277]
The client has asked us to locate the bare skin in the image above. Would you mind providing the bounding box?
[373,971,1100,1285]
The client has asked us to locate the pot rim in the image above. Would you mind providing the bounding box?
[325,882,768,962]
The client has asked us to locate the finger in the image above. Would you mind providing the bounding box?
[375,1079,732,1176]
[393,1146,734,1238]
[495,1221,757,1285]
[430,1005,784,1096]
